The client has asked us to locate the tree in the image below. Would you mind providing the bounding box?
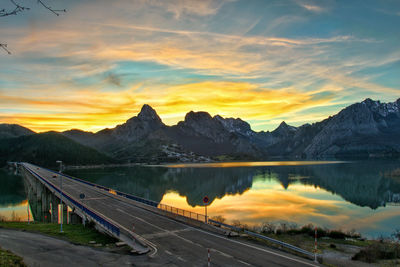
[1,0,66,54]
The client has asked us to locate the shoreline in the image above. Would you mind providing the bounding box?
[63,159,347,170]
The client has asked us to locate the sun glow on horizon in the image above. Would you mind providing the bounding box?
[0,0,399,132]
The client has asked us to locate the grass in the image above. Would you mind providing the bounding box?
[212,218,400,265]
[352,241,400,263]
[211,219,372,260]
[0,221,118,246]
[0,247,26,267]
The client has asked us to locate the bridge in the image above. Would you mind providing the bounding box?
[20,162,319,266]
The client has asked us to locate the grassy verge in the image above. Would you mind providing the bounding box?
[211,218,370,250]
[0,246,26,267]
[210,217,400,265]
[0,222,118,246]
[352,241,400,263]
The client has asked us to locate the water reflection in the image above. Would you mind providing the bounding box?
[0,168,29,221]
[0,169,26,207]
[67,161,400,209]
[65,160,400,237]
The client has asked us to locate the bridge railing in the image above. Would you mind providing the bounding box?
[39,165,208,223]
[41,166,160,208]
[23,164,120,236]
[24,163,317,259]
[158,203,206,222]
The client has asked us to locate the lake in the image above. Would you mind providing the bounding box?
[1,160,400,238]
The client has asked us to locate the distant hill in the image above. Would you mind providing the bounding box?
[0,132,115,168]
[3,98,400,164]
[0,124,35,139]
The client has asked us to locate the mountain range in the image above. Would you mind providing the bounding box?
[1,98,399,166]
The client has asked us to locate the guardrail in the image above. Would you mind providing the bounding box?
[158,203,206,222]
[24,163,317,259]
[22,164,120,236]
[209,219,315,258]
[208,219,241,232]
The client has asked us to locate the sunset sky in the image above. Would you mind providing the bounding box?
[1,0,399,132]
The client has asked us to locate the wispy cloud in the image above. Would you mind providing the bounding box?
[145,0,234,19]
[0,81,335,132]
[295,0,328,13]
[0,0,399,132]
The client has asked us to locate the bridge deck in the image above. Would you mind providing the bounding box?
[22,163,318,267]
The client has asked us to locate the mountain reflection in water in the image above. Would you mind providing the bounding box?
[64,161,400,237]
[66,161,400,209]
[2,160,399,237]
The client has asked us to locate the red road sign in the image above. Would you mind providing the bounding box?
[203,196,209,204]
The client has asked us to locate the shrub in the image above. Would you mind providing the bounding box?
[261,222,276,234]
[299,223,314,235]
[210,215,226,224]
[328,230,347,239]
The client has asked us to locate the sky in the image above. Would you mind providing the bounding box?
[0,0,399,132]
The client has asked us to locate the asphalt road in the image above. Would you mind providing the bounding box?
[22,163,320,267]
[0,228,145,267]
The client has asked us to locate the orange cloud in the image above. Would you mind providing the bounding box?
[0,81,333,132]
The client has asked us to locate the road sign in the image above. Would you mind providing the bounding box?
[203,196,209,204]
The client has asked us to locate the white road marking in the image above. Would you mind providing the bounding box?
[238,259,252,266]
[25,165,158,258]
[176,256,187,262]
[210,248,234,258]
[164,250,172,255]
[117,208,197,245]
[117,199,318,267]
[83,197,108,200]
[27,164,318,267]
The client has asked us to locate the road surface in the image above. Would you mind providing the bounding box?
[23,163,319,267]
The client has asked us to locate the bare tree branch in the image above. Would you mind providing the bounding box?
[37,0,66,16]
[1,0,66,54]
[0,0,30,17]
[0,44,12,54]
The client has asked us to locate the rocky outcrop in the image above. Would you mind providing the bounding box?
[57,98,400,161]
[303,98,400,158]
[112,104,165,142]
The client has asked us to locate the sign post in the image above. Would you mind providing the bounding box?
[203,196,209,223]
[27,201,30,224]
[207,248,211,267]
[56,160,63,233]
[314,226,318,262]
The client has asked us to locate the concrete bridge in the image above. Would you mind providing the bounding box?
[20,162,319,266]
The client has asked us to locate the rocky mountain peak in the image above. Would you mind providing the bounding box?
[112,104,164,141]
[137,104,162,122]
[185,111,213,123]
[214,115,253,136]
[359,98,400,117]
[279,121,288,127]
[272,121,297,137]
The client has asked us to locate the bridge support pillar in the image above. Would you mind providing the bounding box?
[41,188,51,223]
[69,212,82,225]
[50,195,59,223]
[62,204,68,225]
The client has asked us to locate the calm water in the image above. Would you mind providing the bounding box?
[1,160,400,238]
